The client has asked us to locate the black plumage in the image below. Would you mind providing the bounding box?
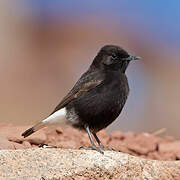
[22,45,140,153]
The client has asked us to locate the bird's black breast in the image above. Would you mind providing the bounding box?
[66,71,129,132]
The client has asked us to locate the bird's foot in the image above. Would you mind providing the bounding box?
[98,143,115,151]
[79,145,104,154]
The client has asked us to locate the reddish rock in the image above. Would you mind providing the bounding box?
[147,151,162,160]
[108,139,125,150]
[1,123,180,161]
[125,133,158,155]
[12,142,25,150]
[0,136,14,150]
[110,130,124,140]
[176,152,180,160]
[0,124,47,144]
[31,144,39,148]
[148,151,176,161]
[79,133,91,146]
[96,130,110,146]
[160,152,176,161]
[159,141,180,153]
[56,140,78,149]
[123,131,136,139]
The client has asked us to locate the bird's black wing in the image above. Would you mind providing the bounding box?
[50,70,105,114]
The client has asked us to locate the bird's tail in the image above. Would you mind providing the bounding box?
[22,108,67,138]
[22,122,46,138]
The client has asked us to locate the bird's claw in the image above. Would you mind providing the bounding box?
[79,145,104,154]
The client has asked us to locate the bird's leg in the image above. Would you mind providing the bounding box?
[79,126,103,154]
[93,133,115,151]
[86,126,99,150]
[93,133,104,149]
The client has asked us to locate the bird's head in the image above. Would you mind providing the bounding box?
[91,45,140,73]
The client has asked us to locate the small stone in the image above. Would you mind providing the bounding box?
[55,127,63,134]
[22,141,32,148]
[12,142,25,150]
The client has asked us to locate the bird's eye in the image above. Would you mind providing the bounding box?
[111,54,116,59]
[103,54,117,65]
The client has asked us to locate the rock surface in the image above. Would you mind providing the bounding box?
[0,148,180,180]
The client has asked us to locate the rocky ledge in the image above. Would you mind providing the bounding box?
[0,148,180,180]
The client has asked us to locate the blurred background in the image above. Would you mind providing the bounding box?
[0,1,180,137]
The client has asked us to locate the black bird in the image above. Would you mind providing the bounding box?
[22,45,140,153]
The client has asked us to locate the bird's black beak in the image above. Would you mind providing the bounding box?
[127,56,141,61]
[122,56,141,61]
